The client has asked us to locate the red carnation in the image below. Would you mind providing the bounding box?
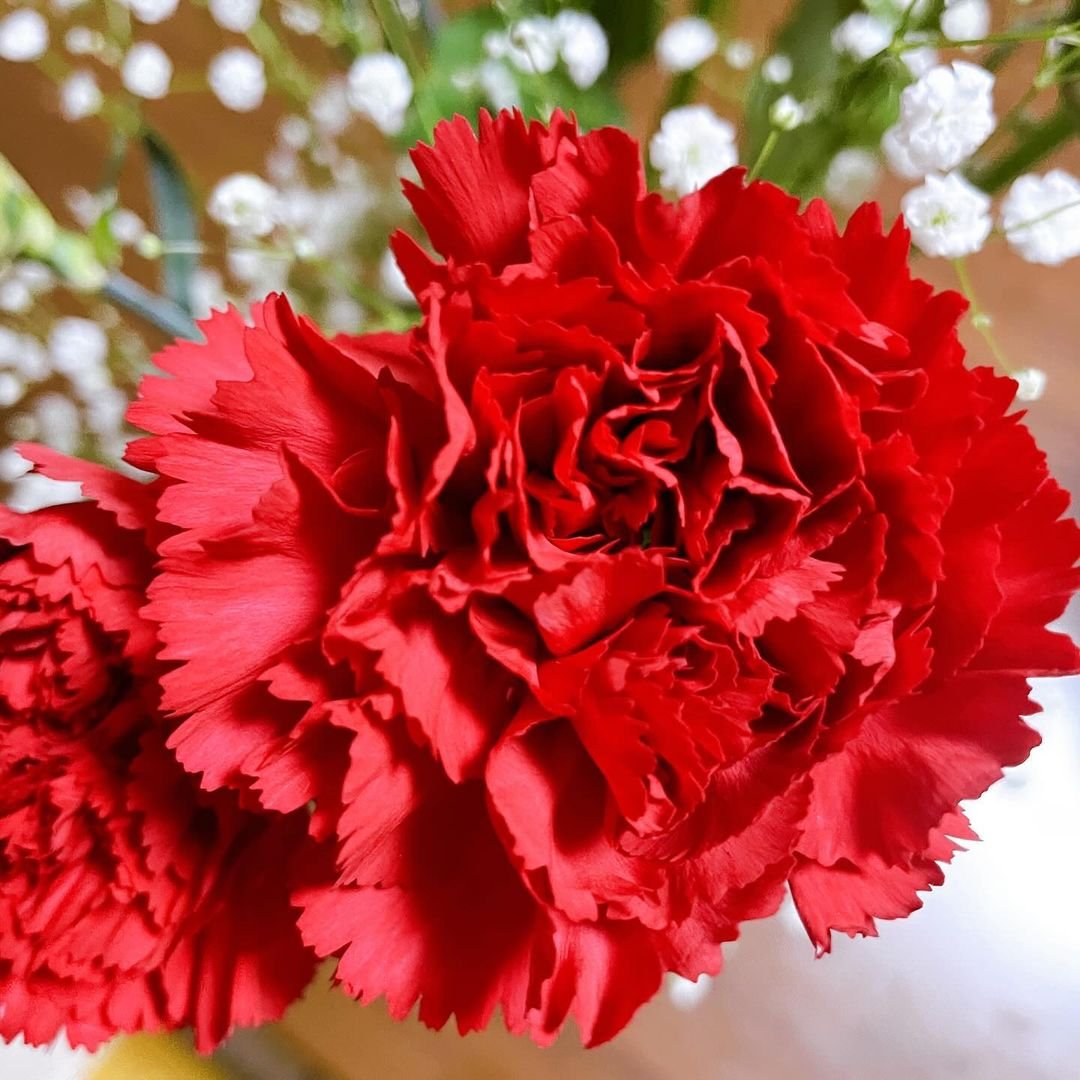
[129,112,1080,1045]
[0,449,315,1051]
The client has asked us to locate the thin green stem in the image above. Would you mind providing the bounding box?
[747,129,780,183]
[248,15,318,103]
[368,0,437,134]
[952,258,1012,372]
[993,196,1080,235]
[893,21,1079,52]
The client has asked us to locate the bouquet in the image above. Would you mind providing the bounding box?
[1,0,1078,1057]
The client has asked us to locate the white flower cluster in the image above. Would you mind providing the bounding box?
[941,0,991,43]
[649,104,737,197]
[655,17,718,74]
[483,11,609,89]
[347,52,413,135]
[885,62,997,258]
[209,0,262,34]
[883,57,1080,267]
[900,172,991,258]
[0,262,52,315]
[1000,170,1080,267]
[886,61,996,176]
[832,13,893,62]
[59,70,103,121]
[1,317,130,509]
[0,9,48,62]
[122,42,173,99]
[825,148,881,211]
[120,0,180,25]
[208,47,267,112]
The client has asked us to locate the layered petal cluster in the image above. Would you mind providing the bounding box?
[0,450,315,1051]
[128,112,1079,1044]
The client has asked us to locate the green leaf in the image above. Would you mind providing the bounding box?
[142,131,198,314]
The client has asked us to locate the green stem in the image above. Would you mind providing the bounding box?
[369,0,423,76]
[893,22,1079,52]
[247,16,317,103]
[993,196,1080,235]
[952,258,1012,373]
[747,129,781,183]
[368,0,437,134]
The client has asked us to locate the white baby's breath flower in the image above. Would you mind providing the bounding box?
[0,264,52,315]
[85,386,127,436]
[227,249,288,296]
[109,208,146,246]
[554,10,608,89]
[482,30,508,59]
[48,317,108,377]
[266,145,299,184]
[122,42,173,99]
[278,115,310,149]
[901,172,991,258]
[0,327,22,368]
[900,43,939,78]
[59,70,103,121]
[348,52,413,135]
[4,332,49,381]
[120,0,179,25]
[310,77,351,136]
[208,173,280,237]
[0,275,31,314]
[724,39,754,71]
[1000,170,1080,266]
[380,248,415,306]
[824,148,881,210]
[478,59,520,112]
[208,48,266,112]
[941,0,991,43]
[189,266,228,319]
[281,1,321,35]
[832,13,893,61]
[64,26,100,56]
[656,17,718,74]
[0,10,49,62]
[34,393,81,455]
[209,0,261,33]
[650,104,737,197]
[769,94,805,131]
[503,17,560,75]
[888,60,995,175]
[761,53,793,85]
[1012,367,1047,402]
[64,185,108,227]
[881,123,922,179]
[0,371,23,408]
[667,974,715,1011]
[325,295,365,334]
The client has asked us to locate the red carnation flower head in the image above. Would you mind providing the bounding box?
[0,449,315,1051]
[129,111,1080,1045]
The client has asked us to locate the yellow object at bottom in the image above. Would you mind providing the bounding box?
[88,1035,235,1080]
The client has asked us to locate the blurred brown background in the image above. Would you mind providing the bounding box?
[3,1,1079,1077]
